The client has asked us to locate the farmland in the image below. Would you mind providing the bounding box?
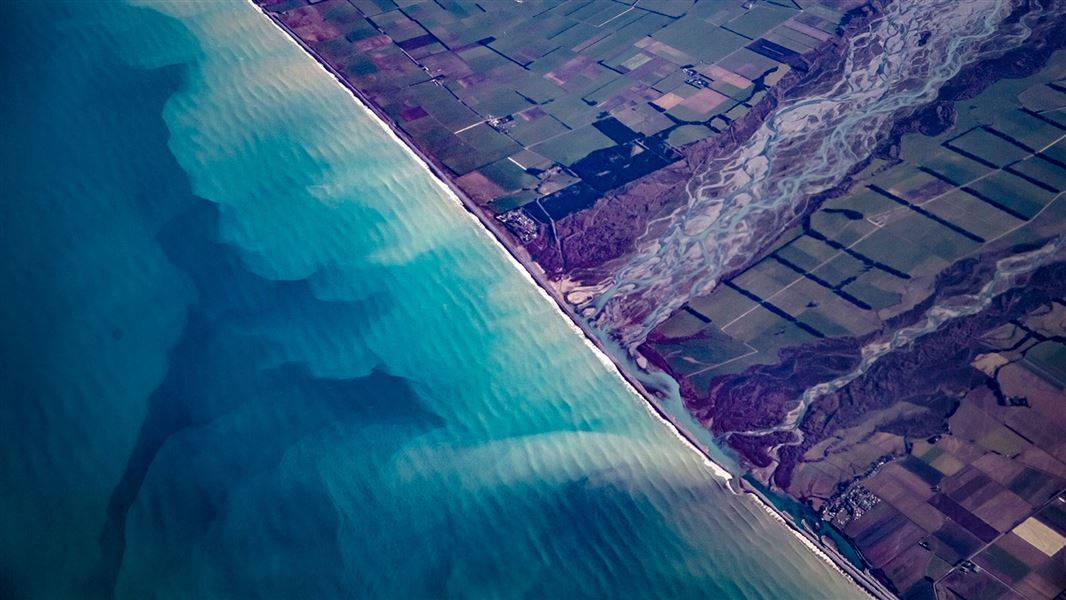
[259,0,852,229]
[647,56,1066,387]
[255,0,1066,596]
[639,29,1066,600]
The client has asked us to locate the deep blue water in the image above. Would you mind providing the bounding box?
[0,2,861,598]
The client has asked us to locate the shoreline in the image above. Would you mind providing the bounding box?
[249,4,893,598]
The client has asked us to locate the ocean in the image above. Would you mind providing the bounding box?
[0,1,861,598]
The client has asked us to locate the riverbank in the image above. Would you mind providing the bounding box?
[245,5,731,478]
[250,4,893,598]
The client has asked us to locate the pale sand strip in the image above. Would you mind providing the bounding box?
[243,2,732,483]
[247,4,892,597]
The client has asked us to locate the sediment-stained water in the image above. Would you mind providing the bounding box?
[0,2,862,598]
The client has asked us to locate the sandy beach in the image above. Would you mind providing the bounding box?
[250,4,895,598]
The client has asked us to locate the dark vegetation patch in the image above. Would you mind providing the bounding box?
[539,182,601,221]
[727,431,796,468]
[570,143,672,193]
[592,117,640,144]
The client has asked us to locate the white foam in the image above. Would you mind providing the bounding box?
[751,501,875,598]
[247,2,733,484]
[249,6,896,597]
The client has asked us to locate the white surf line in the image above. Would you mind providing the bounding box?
[752,501,877,600]
[251,6,892,597]
[246,2,733,483]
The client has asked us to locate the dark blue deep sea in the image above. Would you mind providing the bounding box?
[0,2,861,598]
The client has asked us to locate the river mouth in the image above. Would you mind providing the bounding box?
[0,1,876,598]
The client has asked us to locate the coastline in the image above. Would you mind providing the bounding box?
[248,4,893,598]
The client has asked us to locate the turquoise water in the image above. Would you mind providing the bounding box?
[0,2,861,598]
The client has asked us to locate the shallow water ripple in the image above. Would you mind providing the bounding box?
[0,2,865,598]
